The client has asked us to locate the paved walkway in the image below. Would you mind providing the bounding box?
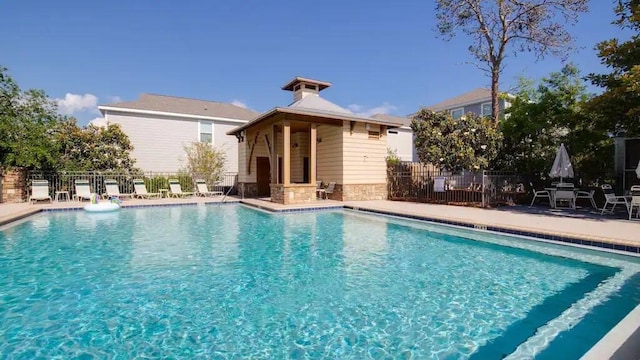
[1,198,638,247]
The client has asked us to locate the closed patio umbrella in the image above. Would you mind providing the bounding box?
[549,143,574,184]
[636,160,640,179]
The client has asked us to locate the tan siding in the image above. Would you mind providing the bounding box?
[316,124,343,184]
[290,132,309,183]
[238,137,248,182]
[214,122,242,173]
[342,122,387,184]
[243,127,270,183]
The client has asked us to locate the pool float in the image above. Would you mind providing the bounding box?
[83,194,121,213]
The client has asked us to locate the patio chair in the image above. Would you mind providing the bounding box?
[29,180,52,204]
[72,179,93,201]
[554,183,576,209]
[168,179,194,198]
[629,185,640,220]
[529,182,552,207]
[600,184,628,215]
[575,189,597,209]
[325,182,336,199]
[316,180,326,200]
[104,179,133,200]
[133,179,161,199]
[195,179,223,197]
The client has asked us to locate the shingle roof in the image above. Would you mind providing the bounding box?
[370,113,411,127]
[289,94,353,115]
[428,88,492,112]
[99,93,259,120]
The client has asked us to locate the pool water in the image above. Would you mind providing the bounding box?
[0,205,638,359]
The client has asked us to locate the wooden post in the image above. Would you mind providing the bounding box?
[310,124,317,185]
[271,124,277,184]
[283,120,291,185]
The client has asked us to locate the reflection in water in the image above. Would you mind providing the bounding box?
[342,213,388,269]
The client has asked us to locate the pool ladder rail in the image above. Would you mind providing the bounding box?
[218,185,234,206]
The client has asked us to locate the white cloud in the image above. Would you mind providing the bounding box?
[231,99,248,109]
[88,116,108,127]
[348,102,398,117]
[56,93,99,115]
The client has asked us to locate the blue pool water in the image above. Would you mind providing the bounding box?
[0,205,639,359]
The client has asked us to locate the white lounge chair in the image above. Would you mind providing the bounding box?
[133,179,161,199]
[529,182,552,207]
[195,179,223,197]
[29,180,52,204]
[168,179,194,198]
[601,184,628,215]
[104,179,133,200]
[72,179,93,201]
[629,185,640,220]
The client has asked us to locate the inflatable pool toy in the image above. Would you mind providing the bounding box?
[83,194,121,213]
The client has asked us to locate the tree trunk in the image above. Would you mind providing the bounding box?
[491,68,500,124]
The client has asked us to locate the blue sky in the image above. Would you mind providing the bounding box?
[0,0,629,124]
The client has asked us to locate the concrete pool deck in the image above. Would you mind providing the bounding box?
[1,198,638,247]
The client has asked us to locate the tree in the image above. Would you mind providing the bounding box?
[435,0,588,122]
[181,142,226,186]
[52,119,138,171]
[586,0,640,136]
[411,109,502,172]
[0,67,64,171]
[495,64,612,184]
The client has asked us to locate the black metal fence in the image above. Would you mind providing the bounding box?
[28,171,238,199]
[387,163,525,207]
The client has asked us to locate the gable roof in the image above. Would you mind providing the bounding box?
[99,93,259,120]
[428,88,492,112]
[370,113,411,127]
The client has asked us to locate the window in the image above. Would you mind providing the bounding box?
[199,121,213,143]
[388,130,398,134]
[368,131,380,139]
[304,84,317,90]
[450,108,464,120]
[481,102,492,117]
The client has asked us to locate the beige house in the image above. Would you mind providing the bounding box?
[227,77,404,205]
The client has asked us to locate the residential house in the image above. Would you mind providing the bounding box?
[428,88,511,119]
[226,77,405,204]
[370,113,416,162]
[98,94,259,173]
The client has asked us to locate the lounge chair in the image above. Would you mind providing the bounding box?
[72,179,93,201]
[133,179,161,199]
[629,185,640,220]
[168,179,194,198]
[529,182,552,207]
[554,183,576,209]
[316,180,326,199]
[601,184,628,215]
[104,179,133,200]
[29,180,52,204]
[575,189,597,208]
[195,179,223,197]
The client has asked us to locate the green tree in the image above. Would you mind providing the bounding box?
[586,0,640,136]
[0,67,64,171]
[412,109,502,172]
[53,119,138,171]
[435,0,588,122]
[181,142,226,186]
[496,64,611,183]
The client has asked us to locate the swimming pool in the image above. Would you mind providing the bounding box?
[0,205,638,359]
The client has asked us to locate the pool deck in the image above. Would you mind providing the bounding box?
[1,197,638,248]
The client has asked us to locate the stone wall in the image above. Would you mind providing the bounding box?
[340,183,387,201]
[1,168,28,203]
[270,184,317,205]
[238,183,258,198]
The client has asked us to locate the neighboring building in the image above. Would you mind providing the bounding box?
[227,77,405,204]
[98,94,259,173]
[428,88,511,119]
[369,113,415,161]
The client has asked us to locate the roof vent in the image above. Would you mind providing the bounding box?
[282,77,332,102]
